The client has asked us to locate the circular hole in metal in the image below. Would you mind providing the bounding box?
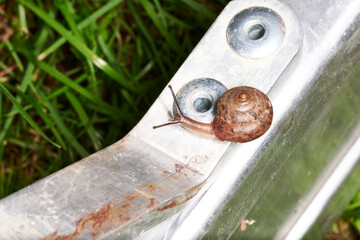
[226,7,285,58]
[173,78,227,123]
[193,98,212,113]
[245,23,266,40]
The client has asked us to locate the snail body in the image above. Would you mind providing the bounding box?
[153,85,273,143]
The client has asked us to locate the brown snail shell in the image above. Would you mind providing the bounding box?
[153,85,273,143]
[212,86,273,142]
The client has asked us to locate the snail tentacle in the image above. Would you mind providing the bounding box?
[168,85,184,118]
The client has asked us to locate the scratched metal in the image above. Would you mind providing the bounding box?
[0,135,205,239]
[132,0,302,177]
[3,0,347,239]
[0,0,302,239]
[160,0,360,239]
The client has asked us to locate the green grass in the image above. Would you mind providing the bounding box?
[0,0,359,238]
[0,0,226,197]
[341,191,360,237]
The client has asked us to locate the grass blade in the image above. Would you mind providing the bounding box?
[127,0,168,80]
[98,34,116,63]
[18,3,29,36]
[57,1,84,41]
[0,18,50,149]
[4,41,24,72]
[41,94,89,157]
[5,74,88,118]
[35,60,130,119]
[38,0,123,60]
[0,82,60,148]
[66,91,102,151]
[17,49,131,120]
[0,63,35,146]
[139,0,180,51]
[180,0,216,20]
[154,0,168,29]
[20,0,133,90]
[5,84,66,149]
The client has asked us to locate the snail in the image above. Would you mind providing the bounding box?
[153,85,273,143]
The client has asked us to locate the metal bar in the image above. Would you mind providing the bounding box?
[0,0,360,239]
[165,1,360,239]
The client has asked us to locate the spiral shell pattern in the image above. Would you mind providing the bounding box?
[212,86,273,142]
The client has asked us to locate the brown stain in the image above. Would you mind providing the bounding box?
[147,198,160,209]
[43,183,161,240]
[187,154,210,166]
[156,200,180,211]
[43,163,204,239]
[171,161,205,180]
[91,204,112,229]
[175,164,184,173]
[113,137,129,149]
[175,163,188,177]
[154,193,195,212]
[184,182,203,195]
[42,230,59,240]
[140,183,159,195]
[155,182,203,212]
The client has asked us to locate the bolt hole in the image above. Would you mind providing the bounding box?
[193,98,212,113]
[245,23,266,40]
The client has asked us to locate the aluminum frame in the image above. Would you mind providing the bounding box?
[0,0,360,239]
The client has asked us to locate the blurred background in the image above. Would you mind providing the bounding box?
[0,0,358,239]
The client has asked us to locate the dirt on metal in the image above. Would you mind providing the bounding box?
[42,183,162,240]
[41,151,206,240]
[154,182,203,212]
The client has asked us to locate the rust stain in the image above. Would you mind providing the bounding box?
[42,230,59,240]
[169,162,205,181]
[116,203,132,222]
[147,198,160,209]
[175,162,205,178]
[175,163,188,177]
[140,183,159,195]
[156,200,180,211]
[154,194,195,212]
[113,137,129,149]
[184,182,203,195]
[175,164,184,173]
[43,183,161,240]
[42,162,205,239]
[91,204,111,229]
[186,154,211,171]
[180,154,215,177]
[155,182,204,212]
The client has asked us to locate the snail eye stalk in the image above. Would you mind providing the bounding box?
[153,85,184,129]
[168,85,184,118]
[153,120,181,129]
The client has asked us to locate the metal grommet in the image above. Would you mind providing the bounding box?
[227,7,285,58]
[174,78,227,123]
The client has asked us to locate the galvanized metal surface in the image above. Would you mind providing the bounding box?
[227,7,285,58]
[171,78,227,123]
[0,136,204,239]
[0,0,359,239]
[165,0,360,239]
